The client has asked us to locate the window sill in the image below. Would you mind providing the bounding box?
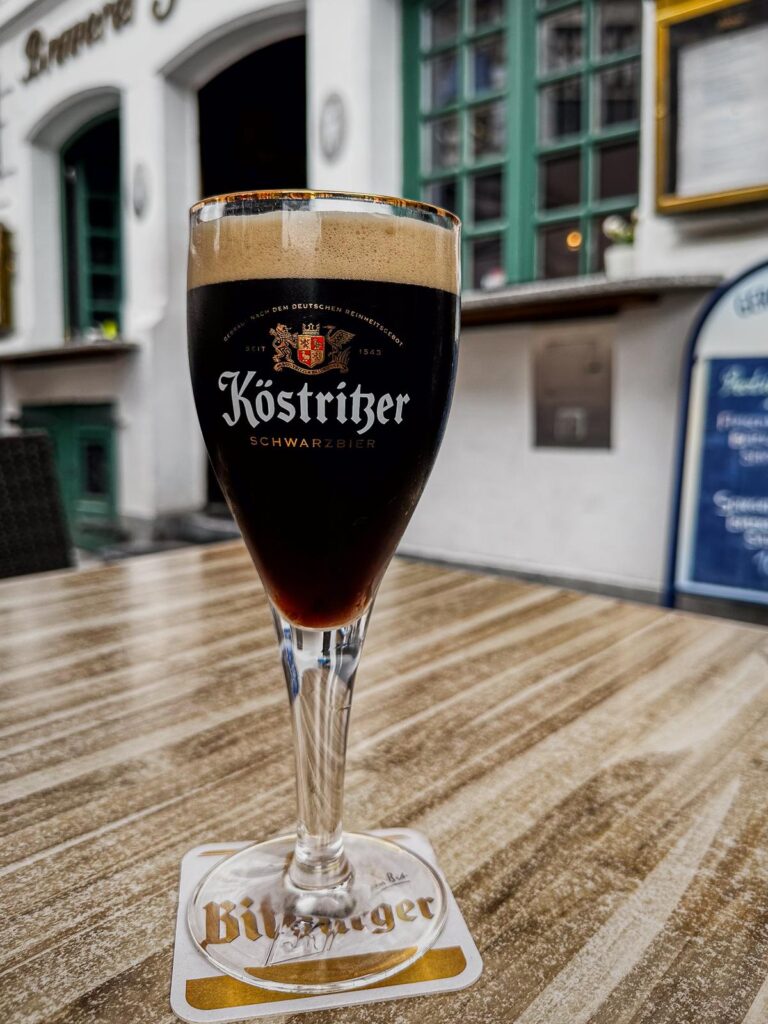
[461,273,723,326]
[0,340,139,366]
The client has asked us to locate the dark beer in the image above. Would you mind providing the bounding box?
[188,207,458,627]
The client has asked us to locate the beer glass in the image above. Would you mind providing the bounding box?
[187,191,460,994]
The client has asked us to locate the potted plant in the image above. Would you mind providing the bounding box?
[602,213,636,279]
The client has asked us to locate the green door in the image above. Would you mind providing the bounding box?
[20,404,119,551]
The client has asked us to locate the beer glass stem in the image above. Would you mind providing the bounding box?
[273,608,371,894]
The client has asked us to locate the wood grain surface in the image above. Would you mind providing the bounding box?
[2,541,768,1023]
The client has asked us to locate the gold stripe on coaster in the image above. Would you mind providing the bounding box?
[247,947,418,986]
[185,946,467,1010]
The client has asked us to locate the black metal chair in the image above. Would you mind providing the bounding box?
[0,432,74,578]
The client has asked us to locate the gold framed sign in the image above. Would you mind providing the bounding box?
[656,0,768,213]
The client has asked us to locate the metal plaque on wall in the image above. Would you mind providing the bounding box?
[534,329,612,448]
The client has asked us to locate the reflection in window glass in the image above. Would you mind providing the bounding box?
[541,152,581,209]
[472,235,505,289]
[425,51,459,110]
[92,274,118,301]
[425,178,458,215]
[471,34,506,94]
[472,0,504,29]
[596,61,639,128]
[89,236,115,267]
[538,8,584,73]
[472,170,504,221]
[84,442,108,496]
[539,222,581,278]
[596,0,641,55]
[597,140,639,199]
[89,198,116,229]
[539,78,582,140]
[471,101,506,159]
[425,114,460,171]
[423,0,459,47]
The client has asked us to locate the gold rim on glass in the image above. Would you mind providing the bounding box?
[189,188,460,226]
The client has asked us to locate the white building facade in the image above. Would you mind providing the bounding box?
[0,0,765,596]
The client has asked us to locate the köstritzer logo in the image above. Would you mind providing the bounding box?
[270,323,355,376]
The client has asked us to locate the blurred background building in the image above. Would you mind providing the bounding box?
[0,0,765,600]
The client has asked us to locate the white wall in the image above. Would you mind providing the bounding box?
[308,0,401,195]
[402,294,706,596]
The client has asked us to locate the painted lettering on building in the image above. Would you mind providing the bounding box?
[22,0,178,84]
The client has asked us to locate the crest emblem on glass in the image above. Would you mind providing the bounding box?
[186,190,460,993]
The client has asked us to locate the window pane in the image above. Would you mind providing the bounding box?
[540,152,581,209]
[596,0,641,56]
[595,61,639,128]
[84,442,108,496]
[539,78,582,140]
[424,114,460,171]
[597,140,639,199]
[89,198,116,229]
[425,50,459,110]
[539,221,582,278]
[538,8,584,73]
[89,236,116,267]
[471,101,506,159]
[472,0,504,29]
[91,274,118,301]
[471,34,506,94]
[425,178,458,214]
[423,0,459,47]
[472,170,504,221]
[472,235,505,289]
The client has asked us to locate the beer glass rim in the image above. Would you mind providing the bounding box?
[189,189,460,228]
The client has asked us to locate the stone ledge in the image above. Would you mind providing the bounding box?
[461,274,722,325]
[0,341,139,366]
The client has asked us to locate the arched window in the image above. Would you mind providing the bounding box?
[60,112,122,337]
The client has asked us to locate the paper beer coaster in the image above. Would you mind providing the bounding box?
[170,829,483,1022]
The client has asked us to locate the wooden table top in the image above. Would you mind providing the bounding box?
[2,541,768,1023]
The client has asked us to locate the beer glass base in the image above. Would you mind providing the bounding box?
[187,831,448,994]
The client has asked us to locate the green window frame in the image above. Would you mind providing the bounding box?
[403,0,641,289]
[60,111,123,337]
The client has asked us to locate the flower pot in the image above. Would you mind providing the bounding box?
[603,244,636,279]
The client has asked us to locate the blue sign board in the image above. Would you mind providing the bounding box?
[667,260,768,607]
[691,358,768,594]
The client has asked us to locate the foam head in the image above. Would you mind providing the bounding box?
[189,205,459,295]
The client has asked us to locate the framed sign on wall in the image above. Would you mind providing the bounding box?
[656,0,768,213]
